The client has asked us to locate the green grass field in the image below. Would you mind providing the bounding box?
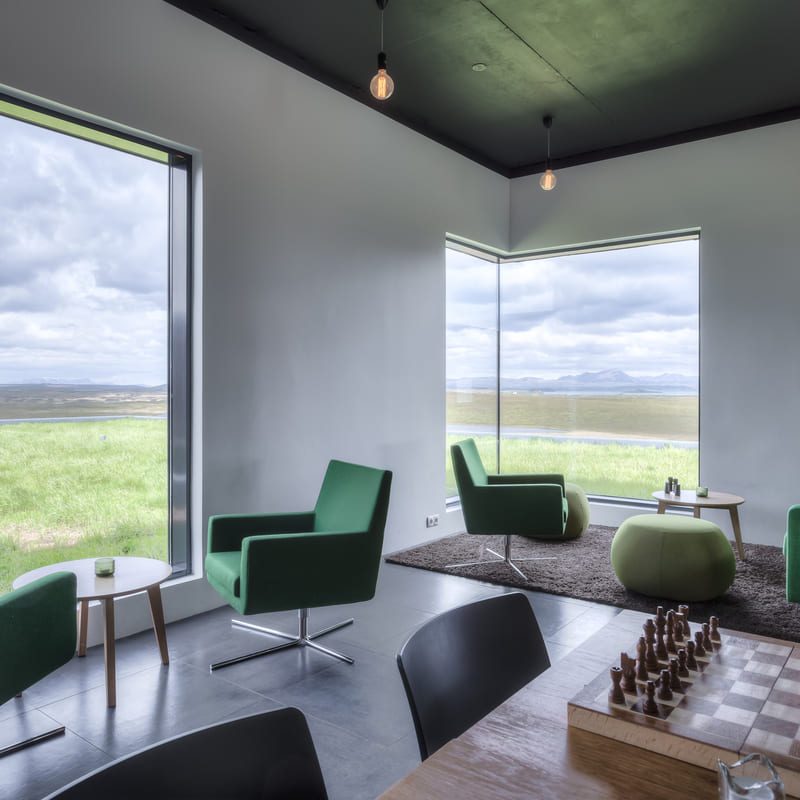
[0,418,167,592]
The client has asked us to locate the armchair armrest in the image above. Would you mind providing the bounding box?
[786,505,800,602]
[472,483,566,536]
[208,511,316,553]
[488,473,565,491]
[239,529,379,613]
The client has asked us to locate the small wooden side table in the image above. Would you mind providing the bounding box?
[13,556,172,708]
[651,490,746,560]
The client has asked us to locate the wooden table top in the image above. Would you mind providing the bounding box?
[652,490,745,509]
[380,610,777,800]
[13,556,172,601]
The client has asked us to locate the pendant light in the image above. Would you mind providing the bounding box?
[539,115,557,191]
[369,0,395,100]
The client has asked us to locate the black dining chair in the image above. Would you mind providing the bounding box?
[397,592,550,760]
[42,707,328,800]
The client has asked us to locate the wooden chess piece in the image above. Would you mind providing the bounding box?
[669,658,682,691]
[645,636,659,672]
[694,630,706,658]
[621,653,637,693]
[656,629,668,660]
[609,666,626,704]
[636,637,649,681]
[686,640,698,670]
[643,680,659,715]
[677,648,690,677]
[702,622,713,652]
[678,605,691,637]
[658,669,673,701]
[643,618,656,644]
[674,619,685,643]
[666,623,677,654]
[709,616,721,643]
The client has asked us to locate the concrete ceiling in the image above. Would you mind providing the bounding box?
[166,0,800,177]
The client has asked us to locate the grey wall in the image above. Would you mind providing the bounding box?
[510,121,800,545]
[0,0,508,635]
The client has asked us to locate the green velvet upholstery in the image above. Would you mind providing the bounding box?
[0,572,77,706]
[451,439,567,539]
[785,505,800,602]
[611,514,736,602]
[564,482,590,539]
[206,460,392,616]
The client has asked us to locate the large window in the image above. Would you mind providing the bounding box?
[0,96,191,591]
[446,236,699,501]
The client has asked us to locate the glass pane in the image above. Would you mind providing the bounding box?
[0,112,169,591]
[446,249,498,496]
[499,239,699,499]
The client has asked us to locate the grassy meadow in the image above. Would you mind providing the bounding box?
[0,418,167,592]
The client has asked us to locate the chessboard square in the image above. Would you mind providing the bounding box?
[775,677,800,695]
[682,696,726,717]
[704,664,745,681]
[730,681,771,701]
[769,689,800,709]
[744,727,795,756]
[762,701,800,725]
[713,705,758,727]
[743,661,783,677]
[668,706,711,728]
[724,692,767,712]
[685,684,729,704]
[716,656,750,670]
[752,713,800,739]
[751,651,791,667]
[704,717,751,743]
[782,667,800,682]
[756,642,793,657]
[786,656,800,671]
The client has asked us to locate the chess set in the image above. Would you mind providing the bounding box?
[568,605,800,796]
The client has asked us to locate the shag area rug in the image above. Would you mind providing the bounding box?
[386,525,799,642]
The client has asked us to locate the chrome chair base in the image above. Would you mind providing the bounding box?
[0,723,65,758]
[445,535,556,580]
[210,607,354,671]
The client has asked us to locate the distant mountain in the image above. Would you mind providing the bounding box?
[448,369,697,394]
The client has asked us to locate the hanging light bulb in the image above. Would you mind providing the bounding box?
[370,0,394,101]
[539,115,557,191]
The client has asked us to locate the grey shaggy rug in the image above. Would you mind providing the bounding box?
[385,525,800,642]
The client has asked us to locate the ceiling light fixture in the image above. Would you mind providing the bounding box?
[539,115,557,191]
[369,0,394,101]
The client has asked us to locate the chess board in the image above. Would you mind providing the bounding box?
[568,627,800,796]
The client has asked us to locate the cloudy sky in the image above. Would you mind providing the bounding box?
[0,114,168,386]
[447,239,699,381]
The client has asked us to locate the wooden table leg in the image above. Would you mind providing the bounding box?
[693,507,701,518]
[657,501,667,514]
[147,585,170,666]
[103,598,116,708]
[729,506,746,561]
[78,599,89,657]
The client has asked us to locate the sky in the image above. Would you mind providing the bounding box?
[446,239,699,381]
[0,113,168,386]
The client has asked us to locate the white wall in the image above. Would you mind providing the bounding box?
[0,0,508,639]
[510,121,800,545]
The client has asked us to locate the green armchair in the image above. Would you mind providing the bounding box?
[206,459,392,670]
[1,571,77,756]
[786,505,800,602]
[450,438,568,579]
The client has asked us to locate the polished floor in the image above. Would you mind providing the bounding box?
[1,563,620,800]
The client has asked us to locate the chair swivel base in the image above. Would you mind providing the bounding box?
[210,607,354,671]
[446,534,556,581]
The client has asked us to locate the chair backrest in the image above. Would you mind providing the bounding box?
[43,708,328,800]
[397,592,550,760]
[451,438,488,490]
[0,572,77,706]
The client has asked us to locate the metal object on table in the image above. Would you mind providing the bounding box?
[718,754,784,799]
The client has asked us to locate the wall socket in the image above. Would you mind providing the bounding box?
[425,514,439,528]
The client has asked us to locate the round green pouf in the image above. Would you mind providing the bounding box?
[610,514,736,601]
[564,482,590,540]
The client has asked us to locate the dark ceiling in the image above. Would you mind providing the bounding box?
[166,0,800,177]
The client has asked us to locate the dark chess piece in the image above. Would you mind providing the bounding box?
[666,624,677,654]
[678,605,691,637]
[669,658,682,691]
[609,666,626,704]
[709,616,721,643]
[656,629,668,660]
[694,631,706,658]
[645,636,660,672]
[636,637,649,681]
[658,669,673,701]
[643,618,656,644]
[655,606,666,629]
[702,622,713,652]
[643,680,659,715]
[677,648,690,677]
[621,653,637,693]
[674,619,685,643]
[686,640,698,670]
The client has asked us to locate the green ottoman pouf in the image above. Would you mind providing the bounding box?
[611,514,736,601]
[564,482,590,539]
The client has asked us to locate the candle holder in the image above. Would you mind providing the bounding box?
[94,557,115,577]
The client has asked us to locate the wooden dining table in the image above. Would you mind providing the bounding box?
[380,608,796,800]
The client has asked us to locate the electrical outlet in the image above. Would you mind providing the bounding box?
[425,514,439,528]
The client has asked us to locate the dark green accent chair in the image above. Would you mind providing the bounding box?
[206,459,392,670]
[450,439,568,579]
[1,572,77,757]
[611,514,736,601]
[785,505,800,602]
